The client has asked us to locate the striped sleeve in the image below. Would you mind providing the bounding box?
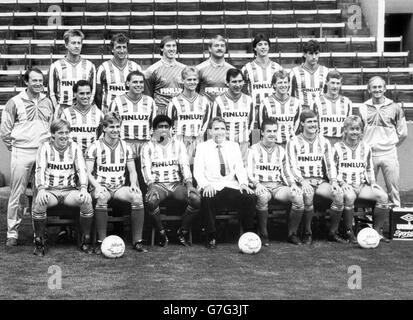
[96,64,106,86]
[312,102,321,130]
[333,144,344,185]
[246,147,258,186]
[211,100,221,118]
[35,143,48,190]
[125,143,134,162]
[89,63,97,104]
[85,142,97,162]
[280,147,295,186]
[286,138,304,183]
[365,145,376,185]
[323,138,337,182]
[200,99,211,135]
[109,97,118,113]
[73,142,88,188]
[178,141,192,183]
[347,98,353,117]
[289,70,297,98]
[149,99,157,130]
[293,103,302,135]
[48,62,59,105]
[95,65,106,109]
[241,65,251,95]
[167,100,178,129]
[258,100,267,129]
[248,99,255,132]
[140,142,155,185]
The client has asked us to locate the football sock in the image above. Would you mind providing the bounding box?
[256,209,269,239]
[373,207,388,233]
[343,208,354,231]
[288,208,303,236]
[95,204,108,241]
[79,216,93,240]
[304,209,315,234]
[131,205,145,244]
[150,207,163,231]
[33,219,46,239]
[329,209,343,234]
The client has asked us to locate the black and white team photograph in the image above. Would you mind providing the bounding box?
[0,0,412,306]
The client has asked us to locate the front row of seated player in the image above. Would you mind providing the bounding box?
[31,111,390,256]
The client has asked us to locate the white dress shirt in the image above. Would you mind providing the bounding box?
[194,139,249,191]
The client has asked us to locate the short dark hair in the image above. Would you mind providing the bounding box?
[110,33,129,49]
[208,116,227,129]
[226,68,244,83]
[125,70,145,90]
[23,68,43,83]
[160,36,176,56]
[261,118,278,132]
[152,115,172,130]
[252,34,270,55]
[302,40,320,54]
[73,80,92,93]
[300,109,318,124]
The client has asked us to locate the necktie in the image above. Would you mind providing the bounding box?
[217,145,226,177]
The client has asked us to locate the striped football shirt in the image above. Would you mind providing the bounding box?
[286,133,336,182]
[196,59,234,101]
[144,59,186,113]
[242,59,282,107]
[86,138,134,190]
[48,57,96,107]
[35,140,87,190]
[259,94,301,144]
[290,64,328,107]
[109,93,157,141]
[140,138,192,185]
[312,94,352,139]
[212,93,255,144]
[97,59,142,111]
[333,141,376,188]
[247,142,294,186]
[61,103,104,155]
[167,93,211,138]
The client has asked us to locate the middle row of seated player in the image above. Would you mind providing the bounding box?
[31,110,390,256]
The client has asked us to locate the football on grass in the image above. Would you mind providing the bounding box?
[238,232,262,254]
[101,235,125,258]
[357,227,380,249]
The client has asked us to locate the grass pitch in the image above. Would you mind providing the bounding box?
[1,198,413,300]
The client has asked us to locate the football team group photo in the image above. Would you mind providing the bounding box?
[0,0,412,301]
